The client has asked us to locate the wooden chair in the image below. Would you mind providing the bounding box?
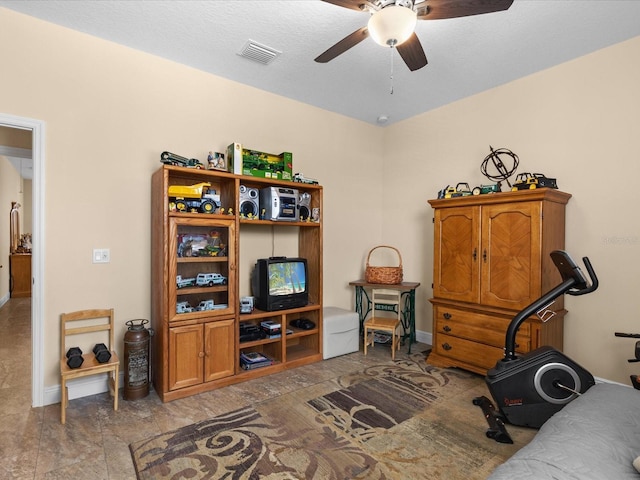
[363,289,402,360]
[60,308,119,424]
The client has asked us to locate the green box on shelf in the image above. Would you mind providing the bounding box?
[242,149,293,181]
[226,143,293,180]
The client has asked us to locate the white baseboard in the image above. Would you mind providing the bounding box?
[594,376,630,387]
[44,371,125,407]
[0,292,9,309]
[415,330,432,347]
[43,330,435,406]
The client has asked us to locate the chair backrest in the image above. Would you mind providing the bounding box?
[60,308,115,358]
[371,289,402,321]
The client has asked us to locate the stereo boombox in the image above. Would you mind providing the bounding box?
[260,187,299,221]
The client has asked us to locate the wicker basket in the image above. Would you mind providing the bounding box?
[365,245,403,284]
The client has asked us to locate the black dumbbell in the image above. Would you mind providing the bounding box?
[93,343,112,363]
[66,347,84,369]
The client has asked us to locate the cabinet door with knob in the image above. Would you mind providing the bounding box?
[480,201,542,310]
[433,206,480,304]
[168,318,235,390]
[428,189,571,374]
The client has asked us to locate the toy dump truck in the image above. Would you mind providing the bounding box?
[168,182,221,213]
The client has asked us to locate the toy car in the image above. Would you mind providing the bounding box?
[512,173,557,191]
[240,297,254,314]
[472,184,501,195]
[161,151,204,169]
[176,301,194,314]
[176,275,196,289]
[196,272,227,286]
[197,299,216,311]
[511,173,538,191]
[444,183,473,198]
[293,173,319,185]
[532,173,558,189]
[168,182,220,214]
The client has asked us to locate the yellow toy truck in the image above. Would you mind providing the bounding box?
[168,182,221,213]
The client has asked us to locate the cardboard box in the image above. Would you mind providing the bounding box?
[226,143,243,174]
[227,143,293,180]
[243,148,292,181]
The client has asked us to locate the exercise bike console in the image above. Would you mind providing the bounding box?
[476,251,598,437]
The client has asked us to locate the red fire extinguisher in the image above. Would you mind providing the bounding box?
[123,319,152,400]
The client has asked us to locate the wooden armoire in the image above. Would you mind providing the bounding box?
[427,189,571,374]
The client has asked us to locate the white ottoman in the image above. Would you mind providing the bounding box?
[323,306,359,359]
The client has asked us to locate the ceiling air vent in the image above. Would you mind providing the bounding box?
[238,40,282,65]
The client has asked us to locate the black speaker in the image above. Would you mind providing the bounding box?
[240,185,259,218]
[298,192,311,220]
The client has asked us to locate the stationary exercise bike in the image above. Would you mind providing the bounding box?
[613,331,640,390]
[474,250,598,443]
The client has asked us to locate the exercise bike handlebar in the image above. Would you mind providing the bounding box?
[567,257,598,296]
[503,251,598,361]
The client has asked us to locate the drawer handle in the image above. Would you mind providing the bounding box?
[443,325,451,333]
[443,312,452,320]
[442,343,452,351]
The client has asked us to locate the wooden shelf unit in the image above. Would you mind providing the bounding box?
[427,188,571,375]
[151,165,323,401]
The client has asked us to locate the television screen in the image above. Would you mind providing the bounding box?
[252,257,309,311]
[268,261,306,296]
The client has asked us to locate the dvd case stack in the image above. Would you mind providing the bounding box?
[260,320,282,339]
[240,351,273,370]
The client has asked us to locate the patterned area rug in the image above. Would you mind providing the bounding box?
[130,355,534,479]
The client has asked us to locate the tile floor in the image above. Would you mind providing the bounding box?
[0,297,469,479]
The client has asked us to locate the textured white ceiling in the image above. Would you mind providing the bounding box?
[2,0,640,126]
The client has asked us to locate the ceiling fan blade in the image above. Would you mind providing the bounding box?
[416,0,513,20]
[320,0,377,12]
[397,33,428,71]
[315,26,370,63]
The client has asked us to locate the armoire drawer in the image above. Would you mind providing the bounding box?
[434,305,530,350]
[434,333,506,372]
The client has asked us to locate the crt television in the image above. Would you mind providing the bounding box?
[251,257,308,311]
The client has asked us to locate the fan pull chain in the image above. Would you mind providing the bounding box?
[389,46,394,95]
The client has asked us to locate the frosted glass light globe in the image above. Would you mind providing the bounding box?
[368,6,417,47]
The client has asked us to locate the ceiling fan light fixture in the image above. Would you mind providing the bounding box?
[367,5,417,47]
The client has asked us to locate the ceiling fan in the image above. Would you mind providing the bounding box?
[315,0,514,71]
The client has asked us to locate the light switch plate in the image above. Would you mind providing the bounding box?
[93,248,110,263]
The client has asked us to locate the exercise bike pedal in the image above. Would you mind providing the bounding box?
[473,396,514,444]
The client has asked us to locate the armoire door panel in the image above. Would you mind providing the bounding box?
[481,202,541,309]
[433,206,480,303]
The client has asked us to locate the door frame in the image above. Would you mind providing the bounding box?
[0,113,45,407]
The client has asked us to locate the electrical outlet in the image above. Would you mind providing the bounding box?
[93,248,110,264]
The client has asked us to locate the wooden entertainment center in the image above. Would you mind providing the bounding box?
[151,165,323,402]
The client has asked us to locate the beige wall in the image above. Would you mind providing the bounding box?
[1,7,639,392]
[0,9,384,391]
[385,36,640,385]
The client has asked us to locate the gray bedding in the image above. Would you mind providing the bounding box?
[487,383,640,479]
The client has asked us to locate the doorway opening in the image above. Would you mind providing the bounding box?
[0,113,45,407]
